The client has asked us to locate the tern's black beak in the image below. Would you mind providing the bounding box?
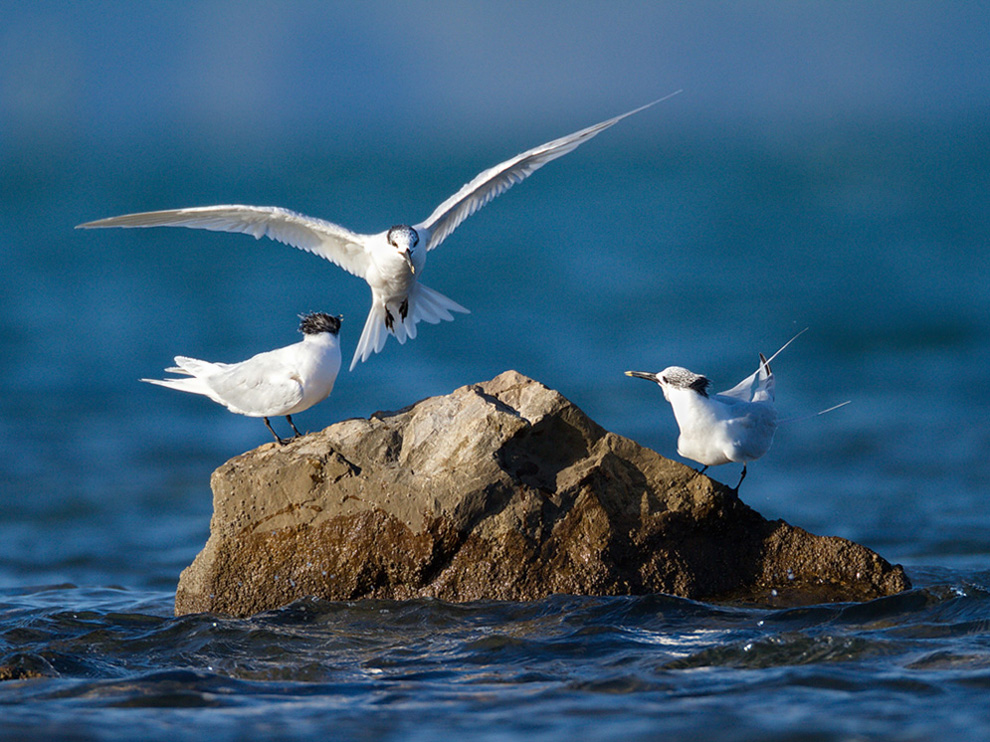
[625,371,658,382]
[403,250,416,275]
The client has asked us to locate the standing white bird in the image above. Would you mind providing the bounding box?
[625,331,807,491]
[143,312,342,444]
[77,92,680,370]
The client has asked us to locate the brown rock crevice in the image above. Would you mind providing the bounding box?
[175,370,909,616]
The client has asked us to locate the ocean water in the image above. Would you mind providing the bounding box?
[2,113,989,739]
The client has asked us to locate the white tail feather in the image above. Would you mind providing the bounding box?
[410,282,469,325]
[351,303,390,371]
[349,283,469,371]
[142,354,227,402]
[141,374,225,406]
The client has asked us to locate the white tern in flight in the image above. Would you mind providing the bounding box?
[142,312,342,444]
[79,92,680,370]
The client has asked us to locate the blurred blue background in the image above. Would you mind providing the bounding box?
[2,1,989,591]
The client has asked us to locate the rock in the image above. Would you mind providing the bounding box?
[0,665,45,682]
[175,370,910,616]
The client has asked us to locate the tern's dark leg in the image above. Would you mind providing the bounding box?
[264,416,286,445]
[384,307,395,331]
[689,465,709,482]
[399,297,409,321]
[734,464,748,492]
[286,415,302,438]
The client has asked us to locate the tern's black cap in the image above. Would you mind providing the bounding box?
[299,312,342,336]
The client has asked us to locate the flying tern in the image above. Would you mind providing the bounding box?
[78,92,680,370]
[142,312,342,444]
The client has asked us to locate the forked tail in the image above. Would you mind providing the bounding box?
[350,283,469,370]
[141,355,224,403]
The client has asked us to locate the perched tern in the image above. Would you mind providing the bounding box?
[142,312,342,444]
[626,330,807,491]
[78,92,680,370]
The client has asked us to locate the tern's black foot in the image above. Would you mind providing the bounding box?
[264,417,287,445]
[286,415,302,438]
[384,307,395,331]
[399,297,409,321]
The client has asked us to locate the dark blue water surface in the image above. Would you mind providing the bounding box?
[1,578,989,742]
[2,65,990,742]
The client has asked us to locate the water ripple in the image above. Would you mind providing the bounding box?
[1,576,990,740]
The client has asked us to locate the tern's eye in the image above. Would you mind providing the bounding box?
[660,376,668,384]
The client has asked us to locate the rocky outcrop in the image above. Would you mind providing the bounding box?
[175,370,909,617]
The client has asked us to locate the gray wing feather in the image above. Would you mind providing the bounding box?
[206,359,304,417]
[719,368,759,402]
[78,205,372,279]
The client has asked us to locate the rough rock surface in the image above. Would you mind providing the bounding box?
[175,370,910,617]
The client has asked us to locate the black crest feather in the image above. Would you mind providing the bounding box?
[298,312,341,336]
[689,375,712,397]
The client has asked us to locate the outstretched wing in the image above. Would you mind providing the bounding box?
[415,92,680,251]
[719,368,758,403]
[78,205,372,279]
[718,329,809,401]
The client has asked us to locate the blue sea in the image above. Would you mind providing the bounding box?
[3,107,990,738]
